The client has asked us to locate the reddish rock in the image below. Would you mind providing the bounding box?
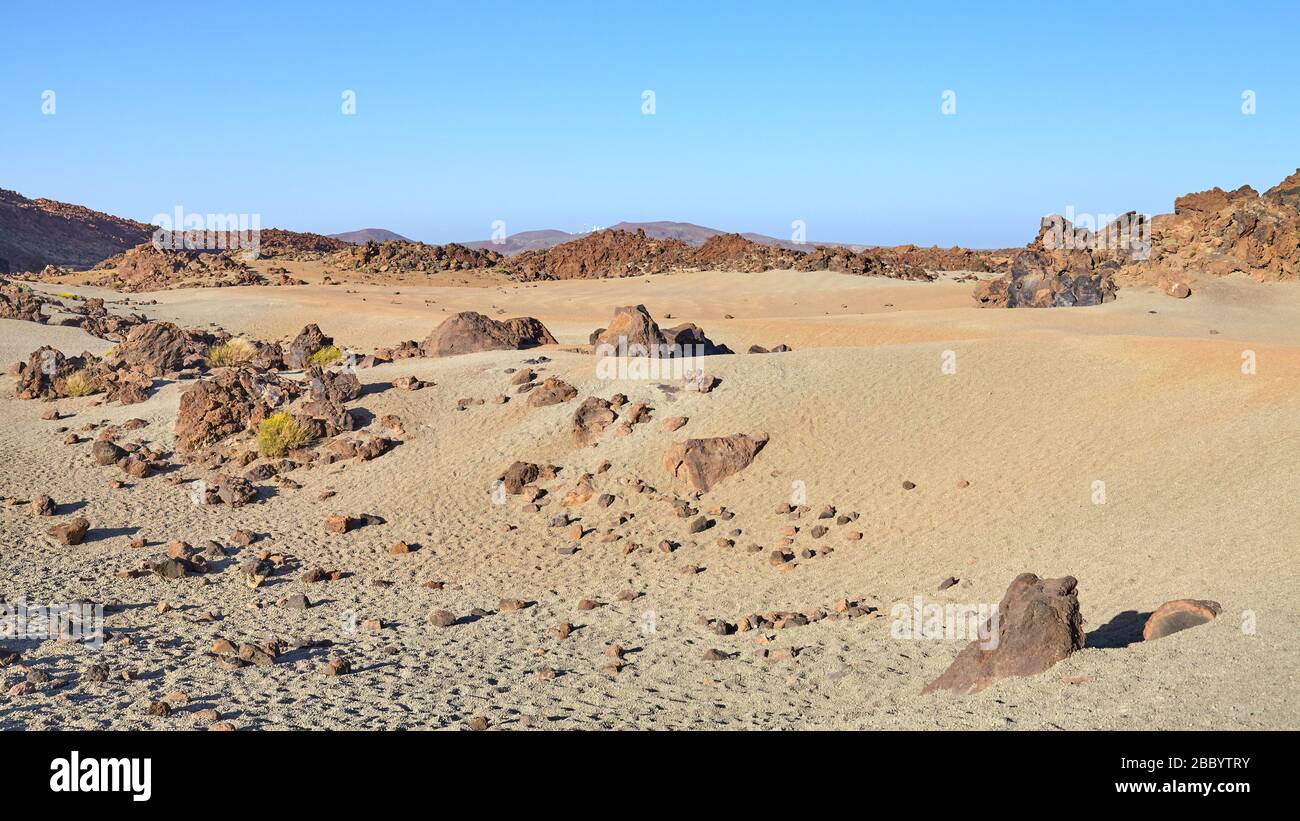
[526,377,577,408]
[49,517,90,545]
[662,433,769,492]
[1142,599,1221,641]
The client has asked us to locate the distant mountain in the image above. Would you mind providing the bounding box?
[461,220,825,255]
[0,188,153,274]
[330,228,411,244]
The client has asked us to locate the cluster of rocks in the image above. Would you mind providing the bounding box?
[329,240,503,275]
[11,319,216,404]
[975,168,1300,308]
[1129,170,1300,283]
[86,243,279,292]
[496,228,942,282]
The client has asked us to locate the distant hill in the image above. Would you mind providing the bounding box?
[0,188,153,274]
[462,220,826,255]
[330,228,411,244]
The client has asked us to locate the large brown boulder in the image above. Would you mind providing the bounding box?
[661,433,768,492]
[420,311,556,358]
[13,346,99,399]
[101,321,193,377]
[593,305,664,354]
[1142,599,1221,641]
[923,573,1085,694]
[498,461,559,494]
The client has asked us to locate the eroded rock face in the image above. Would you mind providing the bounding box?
[1142,599,1221,641]
[329,240,501,274]
[572,397,617,446]
[661,433,769,492]
[420,311,556,358]
[923,573,1085,694]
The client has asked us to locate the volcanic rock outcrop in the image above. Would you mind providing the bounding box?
[330,240,502,274]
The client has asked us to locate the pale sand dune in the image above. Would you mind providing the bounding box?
[1,270,1297,729]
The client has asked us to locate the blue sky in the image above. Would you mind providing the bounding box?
[2,1,1297,247]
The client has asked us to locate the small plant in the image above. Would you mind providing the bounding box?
[257,411,311,457]
[307,345,343,367]
[207,337,257,367]
[62,369,99,397]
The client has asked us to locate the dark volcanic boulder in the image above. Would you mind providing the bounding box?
[287,324,331,369]
[498,461,560,494]
[305,365,361,404]
[661,433,768,492]
[420,311,556,357]
[923,573,1085,694]
[973,250,1117,308]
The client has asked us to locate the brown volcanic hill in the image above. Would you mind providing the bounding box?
[329,239,503,274]
[463,229,578,256]
[498,229,695,281]
[330,228,411,244]
[0,188,152,274]
[496,229,941,282]
[83,242,275,292]
[258,228,350,259]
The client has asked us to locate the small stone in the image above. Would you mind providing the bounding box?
[429,609,457,628]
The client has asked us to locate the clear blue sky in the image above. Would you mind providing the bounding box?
[2,1,1297,247]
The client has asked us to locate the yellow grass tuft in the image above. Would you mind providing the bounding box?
[62,369,99,397]
[307,345,343,367]
[256,411,311,457]
[207,337,258,368]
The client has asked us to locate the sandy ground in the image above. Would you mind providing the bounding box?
[1,267,1297,730]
